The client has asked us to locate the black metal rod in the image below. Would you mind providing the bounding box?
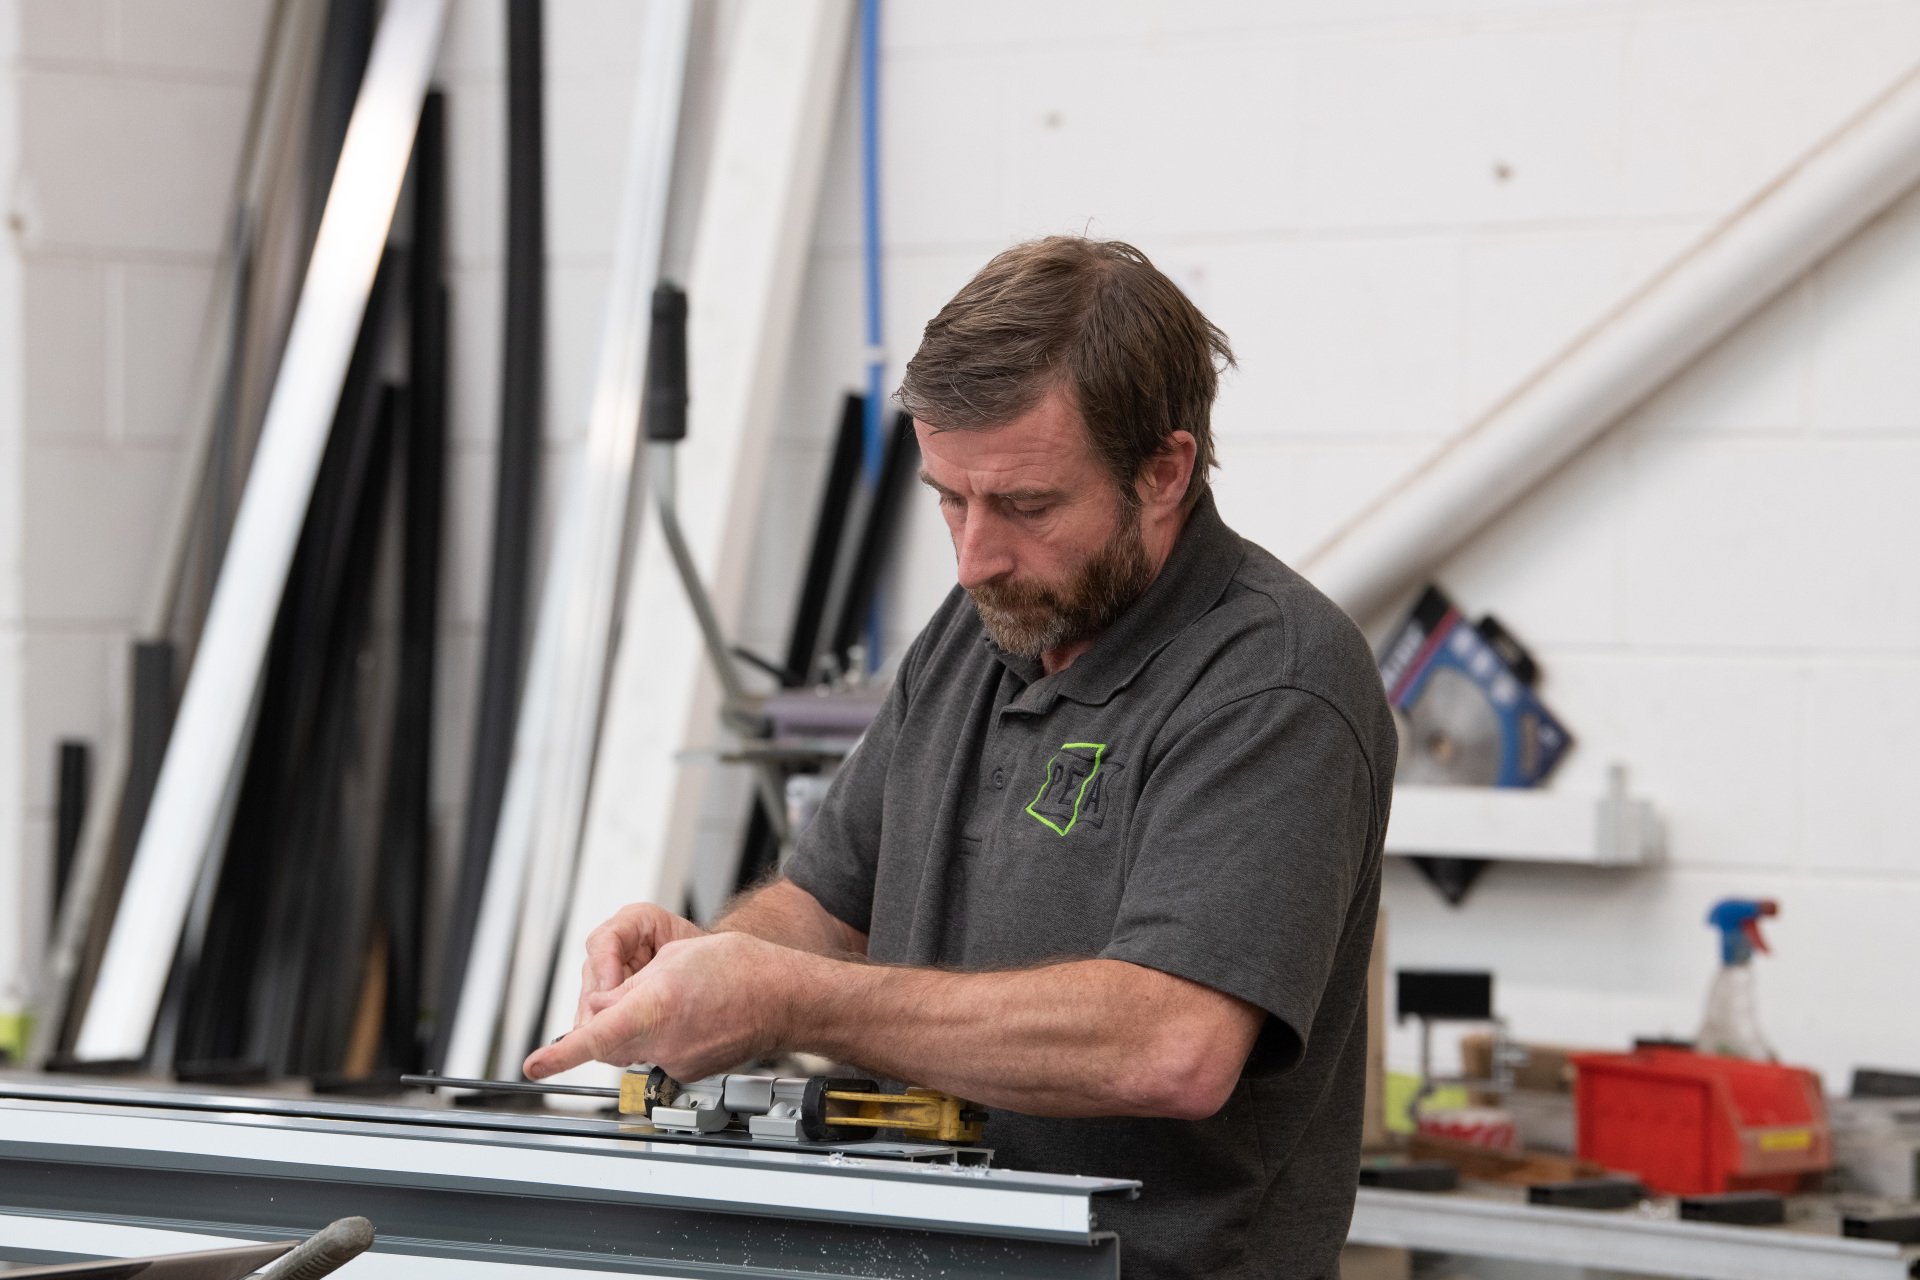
[379,87,447,1076]
[433,0,545,1073]
[400,1073,620,1100]
[52,742,90,921]
[829,412,919,666]
[273,378,400,1077]
[788,394,867,686]
[54,641,175,1059]
[643,282,689,443]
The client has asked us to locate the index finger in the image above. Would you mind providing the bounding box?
[526,984,658,1081]
[523,1024,597,1081]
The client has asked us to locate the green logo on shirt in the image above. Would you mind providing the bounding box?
[1026,741,1108,836]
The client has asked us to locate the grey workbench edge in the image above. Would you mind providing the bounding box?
[1350,1186,1918,1280]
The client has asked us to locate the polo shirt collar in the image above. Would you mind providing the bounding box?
[984,490,1244,709]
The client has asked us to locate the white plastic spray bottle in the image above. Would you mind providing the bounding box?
[1695,897,1778,1061]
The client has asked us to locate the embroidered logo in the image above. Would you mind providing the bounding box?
[1026,741,1108,836]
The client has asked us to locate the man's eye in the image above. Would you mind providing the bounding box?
[936,492,962,510]
[1012,505,1050,520]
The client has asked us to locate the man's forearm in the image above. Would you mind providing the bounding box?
[771,950,1255,1120]
[713,877,867,958]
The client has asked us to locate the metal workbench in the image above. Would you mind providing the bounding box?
[0,1078,1136,1276]
[1350,1184,1920,1280]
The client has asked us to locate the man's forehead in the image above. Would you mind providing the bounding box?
[912,388,1103,491]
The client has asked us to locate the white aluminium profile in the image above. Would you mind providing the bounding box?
[445,0,695,1081]
[1300,58,1920,627]
[72,0,450,1063]
[541,0,858,1061]
[31,0,330,1069]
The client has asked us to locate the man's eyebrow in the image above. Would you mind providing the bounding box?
[916,470,1064,505]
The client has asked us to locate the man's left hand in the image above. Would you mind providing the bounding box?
[523,931,791,1082]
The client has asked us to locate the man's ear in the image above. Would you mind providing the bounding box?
[1138,430,1198,515]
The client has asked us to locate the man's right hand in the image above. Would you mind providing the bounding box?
[574,902,709,1029]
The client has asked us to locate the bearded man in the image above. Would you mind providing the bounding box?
[527,236,1397,1280]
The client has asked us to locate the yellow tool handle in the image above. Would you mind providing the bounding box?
[822,1086,984,1144]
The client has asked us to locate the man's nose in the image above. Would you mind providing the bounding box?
[953,511,1015,590]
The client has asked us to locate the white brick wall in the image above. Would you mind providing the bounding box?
[1,1,29,1010]
[1,0,263,999]
[733,0,1920,1084]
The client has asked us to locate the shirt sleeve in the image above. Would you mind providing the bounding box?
[782,649,916,935]
[1099,686,1378,1074]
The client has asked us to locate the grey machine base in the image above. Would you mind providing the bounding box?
[0,1078,1134,1278]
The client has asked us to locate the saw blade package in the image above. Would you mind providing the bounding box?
[1379,585,1572,787]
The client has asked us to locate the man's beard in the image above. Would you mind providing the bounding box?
[969,508,1156,659]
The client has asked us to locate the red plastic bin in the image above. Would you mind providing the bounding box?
[1572,1047,1830,1196]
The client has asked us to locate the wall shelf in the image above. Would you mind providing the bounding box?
[1385,766,1662,867]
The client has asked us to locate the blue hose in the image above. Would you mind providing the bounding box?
[859,0,885,671]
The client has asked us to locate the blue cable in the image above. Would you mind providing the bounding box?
[859,0,885,672]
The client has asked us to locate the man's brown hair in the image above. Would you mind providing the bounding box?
[897,236,1235,512]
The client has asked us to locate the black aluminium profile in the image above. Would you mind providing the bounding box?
[265,281,402,1078]
[52,641,174,1060]
[788,395,867,687]
[266,372,400,1078]
[285,383,404,1078]
[377,88,448,1075]
[302,0,376,252]
[430,0,545,1073]
[827,411,919,671]
[174,261,401,1081]
[731,394,868,894]
[51,742,89,921]
[167,0,380,1079]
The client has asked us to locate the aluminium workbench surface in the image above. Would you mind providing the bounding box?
[0,1077,1138,1277]
[1350,1182,1920,1280]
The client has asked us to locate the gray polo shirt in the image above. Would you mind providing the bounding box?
[786,492,1395,1280]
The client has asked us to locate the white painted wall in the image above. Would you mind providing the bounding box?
[733,0,1920,1087]
[0,0,265,1007]
[4,0,1917,1087]
[0,1,27,1015]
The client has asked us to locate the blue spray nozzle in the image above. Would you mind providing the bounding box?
[1707,898,1777,966]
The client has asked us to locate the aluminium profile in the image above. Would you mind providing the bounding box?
[32,0,330,1069]
[496,0,696,1077]
[442,0,694,1082]
[429,0,546,1075]
[547,0,858,1058]
[72,0,449,1063]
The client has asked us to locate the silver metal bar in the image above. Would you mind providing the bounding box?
[649,444,791,842]
[554,0,856,1051]
[484,0,695,1080]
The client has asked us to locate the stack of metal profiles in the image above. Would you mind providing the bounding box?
[36,0,883,1099]
[0,1080,1136,1278]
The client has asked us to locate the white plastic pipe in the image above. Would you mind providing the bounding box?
[75,0,448,1062]
[1301,60,1920,626]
